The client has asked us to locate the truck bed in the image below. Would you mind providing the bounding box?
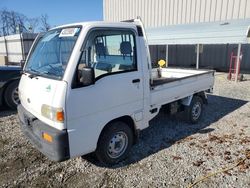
[150,68,215,107]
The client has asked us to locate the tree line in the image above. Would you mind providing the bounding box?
[0,8,51,36]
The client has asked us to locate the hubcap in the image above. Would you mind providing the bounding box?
[12,87,20,105]
[192,102,201,120]
[107,131,128,159]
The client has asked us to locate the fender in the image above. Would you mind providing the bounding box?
[181,95,193,106]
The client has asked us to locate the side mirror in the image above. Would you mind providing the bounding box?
[80,67,95,86]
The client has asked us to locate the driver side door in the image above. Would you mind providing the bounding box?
[66,28,144,157]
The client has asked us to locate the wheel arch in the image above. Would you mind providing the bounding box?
[2,78,20,96]
[194,91,207,104]
[99,115,138,145]
[1,77,20,96]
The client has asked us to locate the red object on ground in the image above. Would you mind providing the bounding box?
[228,51,242,81]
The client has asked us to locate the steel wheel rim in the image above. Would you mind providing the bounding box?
[192,102,201,120]
[107,131,128,159]
[12,87,20,105]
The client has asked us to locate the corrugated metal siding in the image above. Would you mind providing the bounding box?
[104,0,250,71]
[104,0,250,27]
[146,19,250,45]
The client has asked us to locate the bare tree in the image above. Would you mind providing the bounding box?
[0,9,51,36]
[27,18,39,33]
[0,9,8,36]
[0,9,28,36]
[40,14,50,32]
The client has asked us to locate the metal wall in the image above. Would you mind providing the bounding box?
[104,0,250,27]
[150,44,250,71]
[0,33,37,64]
[104,0,250,71]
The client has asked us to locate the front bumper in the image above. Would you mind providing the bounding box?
[17,104,70,162]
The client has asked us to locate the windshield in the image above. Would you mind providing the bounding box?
[25,27,81,79]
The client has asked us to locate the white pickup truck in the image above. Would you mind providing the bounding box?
[18,19,214,165]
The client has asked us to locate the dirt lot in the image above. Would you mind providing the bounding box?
[0,73,250,188]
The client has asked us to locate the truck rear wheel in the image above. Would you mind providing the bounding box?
[95,121,133,165]
[185,96,203,124]
[4,80,20,110]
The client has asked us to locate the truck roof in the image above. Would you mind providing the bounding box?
[53,21,137,30]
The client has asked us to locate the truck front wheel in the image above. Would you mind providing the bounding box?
[185,96,203,124]
[95,121,133,165]
[4,80,20,110]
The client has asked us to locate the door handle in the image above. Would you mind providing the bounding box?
[132,79,140,83]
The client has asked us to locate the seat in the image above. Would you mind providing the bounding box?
[95,42,106,58]
[120,41,132,59]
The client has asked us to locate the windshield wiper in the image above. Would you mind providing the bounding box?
[26,67,43,78]
[26,65,62,79]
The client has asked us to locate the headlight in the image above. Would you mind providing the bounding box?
[41,104,64,122]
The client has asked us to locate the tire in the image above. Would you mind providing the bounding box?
[4,80,20,110]
[185,96,203,124]
[95,121,133,165]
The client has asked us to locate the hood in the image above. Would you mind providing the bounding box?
[18,73,67,130]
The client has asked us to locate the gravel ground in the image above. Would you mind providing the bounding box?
[0,72,250,188]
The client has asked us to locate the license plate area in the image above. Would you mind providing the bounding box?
[22,111,37,129]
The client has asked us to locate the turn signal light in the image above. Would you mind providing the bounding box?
[42,132,53,143]
[56,111,64,122]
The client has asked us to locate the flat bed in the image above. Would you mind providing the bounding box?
[151,68,214,86]
[150,68,214,107]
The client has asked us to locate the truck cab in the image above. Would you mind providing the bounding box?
[18,20,214,165]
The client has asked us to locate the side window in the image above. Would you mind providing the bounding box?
[78,30,137,80]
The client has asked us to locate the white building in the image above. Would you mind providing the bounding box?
[104,0,250,71]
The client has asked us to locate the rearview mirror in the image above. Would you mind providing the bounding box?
[80,67,95,86]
